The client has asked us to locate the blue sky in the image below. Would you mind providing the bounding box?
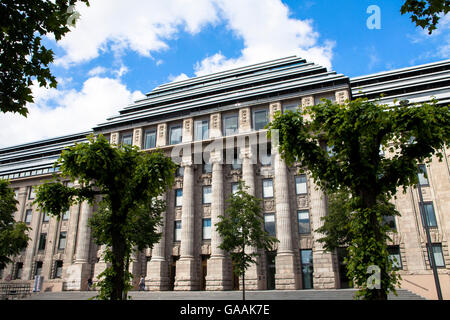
[1,0,449,148]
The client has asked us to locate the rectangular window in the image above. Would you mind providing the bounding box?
[55,261,63,279]
[14,189,19,200]
[260,148,272,166]
[264,213,276,237]
[42,211,50,223]
[58,232,67,250]
[231,182,239,195]
[253,109,268,131]
[382,215,397,231]
[38,233,47,251]
[25,209,32,224]
[418,164,429,186]
[144,129,157,149]
[175,189,183,207]
[62,209,70,221]
[15,263,23,280]
[194,120,209,141]
[28,186,36,200]
[169,124,182,145]
[300,249,313,289]
[295,175,307,195]
[388,246,402,269]
[231,152,242,170]
[174,221,182,241]
[428,244,445,268]
[223,114,239,136]
[175,167,184,177]
[298,210,311,234]
[262,179,273,198]
[203,162,212,174]
[35,261,43,276]
[420,202,438,228]
[121,133,132,146]
[283,104,297,113]
[203,186,212,204]
[202,218,211,240]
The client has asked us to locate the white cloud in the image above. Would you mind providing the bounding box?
[168,73,190,83]
[193,0,334,76]
[0,77,144,148]
[88,66,108,77]
[54,0,219,67]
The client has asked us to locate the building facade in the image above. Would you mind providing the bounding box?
[0,57,449,299]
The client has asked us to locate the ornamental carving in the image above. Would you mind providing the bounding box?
[172,245,180,256]
[134,130,140,143]
[264,199,275,211]
[203,206,211,216]
[211,114,219,129]
[297,196,308,208]
[201,245,211,255]
[335,90,349,104]
[110,133,118,145]
[158,124,165,137]
[301,96,314,107]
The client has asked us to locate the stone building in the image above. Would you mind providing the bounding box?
[0,56,449,299]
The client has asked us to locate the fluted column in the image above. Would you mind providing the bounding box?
[273,148,299,289]
[174,160,199,290]
[310,178,337,289]
[147,193,169,290]
[65,201,93,290]
[240,147,263,290]
[206,151,232,290]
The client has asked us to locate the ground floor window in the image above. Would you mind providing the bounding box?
[300,249,313,289]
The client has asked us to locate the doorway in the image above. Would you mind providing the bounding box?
[266,251,276,290]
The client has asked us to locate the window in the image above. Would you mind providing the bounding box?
[194,120,209,141]
[203,186,212,204]
[34,261,43,276]
[283,104,297,113]
[231,182,239,195]
[203,162,212,174]
[298,210,311,234]
[382,215,396,231]
[264,213,276,237]
[175,189,183,207]
[24,209,32,224]
[62,209,70,221]
[175,167,184,177]
[388,246,402,270]
[58,232,67,250]
[28,186,36,200]
[300,249,313,289]
[202,218,211,240]
[144,129,157,149]
[223,114,239,136]
[295,175,307,195]
[253,109,268,131]
[55,261,63,278]
[418,164,429,186]
[231,152,242,170]
[14,189,19,200]
[420,202,438,228]
[38,233,47,251]
[174,221,182,241]
[121,133,132,146]
[169,124,182,145]
[15,263,23,280]
[260,147,272,166]
[42,211,50,223]
[262,179,273,198]
[427,244,445,268]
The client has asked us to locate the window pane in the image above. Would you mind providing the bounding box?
[429,244,445,268]
[28,187,36,200]
[420,202,437,228]
[203,162,212,174]
[298,210,311,234]
[232,152,242,170]
[55,261,63,278]
[264,214,276,236]
[263,179,273,198]
[382,215,396,231]
[418,164,429,185]
[232,183,239,195]
[38,233,47,251]
[260,149,272,166]
[176,167,184,177]
[253,110,268,130]
[203,186,212,204]
[25,209,32,224]
[295,175,307,194]
[203,218,211,240]
[174,221,182,241]
[175,189,183,207]
[195,120,209,141]
[144,130,156,149]
[284,105,297,113]
[122,134,132,146]
[300,249,313,289]
[169,125,182,145]
[62,210,70,221]
[223,115,238,136]
[58,232,67,250]
[42,211,50,222]
[388,246,402,269]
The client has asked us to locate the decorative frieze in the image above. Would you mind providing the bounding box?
[110,132,119,145]
[132,128,142,148]
[156,123,167,147]
[210,113,222,138]
[335,90,349,104]
[239,107,251,133]
[269,102,281,122]
[182,118,193,142]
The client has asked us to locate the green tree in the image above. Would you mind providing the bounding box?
[269,98,450,299]
[215,181,278,300]
[0,0,89,116]
[0,179,30,269]
[401,0,449,34]
[34,134,176,300]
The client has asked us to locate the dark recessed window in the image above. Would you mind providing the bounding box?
[144,129,157,149]
[298,210,311,234]
[264,213,276,237]
[253,109,268,131]
[418,164,429,186]
[420,202,438,228]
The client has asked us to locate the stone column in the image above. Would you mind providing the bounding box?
[206,151,231,290]
[174,160,199,290]
[240,147,263,290]
[310,179,337,289]
[273,147,299,289]
[65,201,93,290]
[147,193,170,290]
[156,123,167,147]
[132,128,143,148]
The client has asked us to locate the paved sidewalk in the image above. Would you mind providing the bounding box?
[19,288,426,300]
